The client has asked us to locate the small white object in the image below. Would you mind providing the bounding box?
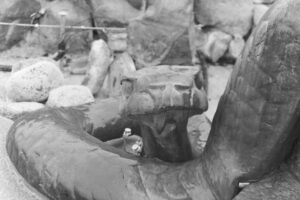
[123,128,132,137]
[239,182,250,188]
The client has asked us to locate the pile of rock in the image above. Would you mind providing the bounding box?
[0,0,278,66]
[0,60,94,119]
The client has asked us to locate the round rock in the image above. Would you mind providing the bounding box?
[0,101,44,119]
[46,85,95,107]
[5,61,64,102]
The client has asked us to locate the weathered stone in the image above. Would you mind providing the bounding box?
[228,35,245,59]
[0,101,44,119]
[90,0,142,26]
[6,61,64,102]
[127,0,193,67]
[0,0,41,50]
[46,85,94,107]
[11,57,57,73]
[254,4,270,25]
[107,31,127,52]
[28,0,93,54]
[253,0,276,4]
[194,0,253,37]
[189,26,232,63]
[81,39,113,96]
[105,52,136,97]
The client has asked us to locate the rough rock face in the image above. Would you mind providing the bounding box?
[82,39,113,96]
[11,57,57,73]
[194,0,253,37]
[228,35,245,59]
[0,0,41,50]
[127,0,193,67]
[0,101,44,119]
[28,0,93,54]
[253,4,270,25]
[46,85,95,107]
[5,61,64,102]
[104,52,136,97]
[90,0,142,26]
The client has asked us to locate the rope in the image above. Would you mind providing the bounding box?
[0,22,126,31]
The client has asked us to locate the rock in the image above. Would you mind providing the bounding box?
[27,0,93,54]
[107,30,128,52]
[228,35,245,59]
[253,0,275,4]
[187,114,211,157]
[104,52,136,97]
[127,0,193,67]
[0,101,44,119]
[6,61,64,102]
[194,0,253,37]
[47,85,94,107]
[0,0,41,50]
[12,57,57,73]
[190,26,232,63]
[90,0,142,26]
[254,4,270,25]
[81,39,113,95]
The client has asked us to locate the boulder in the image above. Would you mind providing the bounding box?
[81,39,113,95]
[47,85,94,107]
[11,57,57,73]
[0,101,44,119]
[228,35,245,59]
[90,0,142,27]
[27,0,93,54]
[190,26,232,63]
[194,0,253,37]
[0,0,41,50]
[107,30,127,52]
[6,61,64,102]
[127,0,193,67]
[254,4,270,25]
[104,52,136,97]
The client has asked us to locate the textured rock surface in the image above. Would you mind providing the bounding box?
[104,52,136,97]
[27,0,93,54]
[228,35,245,59]
[11,57,57,73]
[6,61,64,102]
[253,4,270,25]
[127,0,193,67]
[194,0,253,37]
[0,116,46,200]
[0,101,44,119]
[82,39,113,95]
[0,0,40,50]
[47,85,94,107]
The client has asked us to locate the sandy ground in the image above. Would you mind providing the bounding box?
[0,46,232,199]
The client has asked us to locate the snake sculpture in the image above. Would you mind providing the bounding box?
[5,0,300,199]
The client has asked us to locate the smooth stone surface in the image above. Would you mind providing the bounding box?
[104,52,136,97]
[0,101,44,119]
[228,35,245,59]
[194,0,253,37]
[5,61,64,102]
[82,39,113,95]
[0,116,46,200]
[253,4,270,25]
[11,57,57,73]
[46,85,95,107]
